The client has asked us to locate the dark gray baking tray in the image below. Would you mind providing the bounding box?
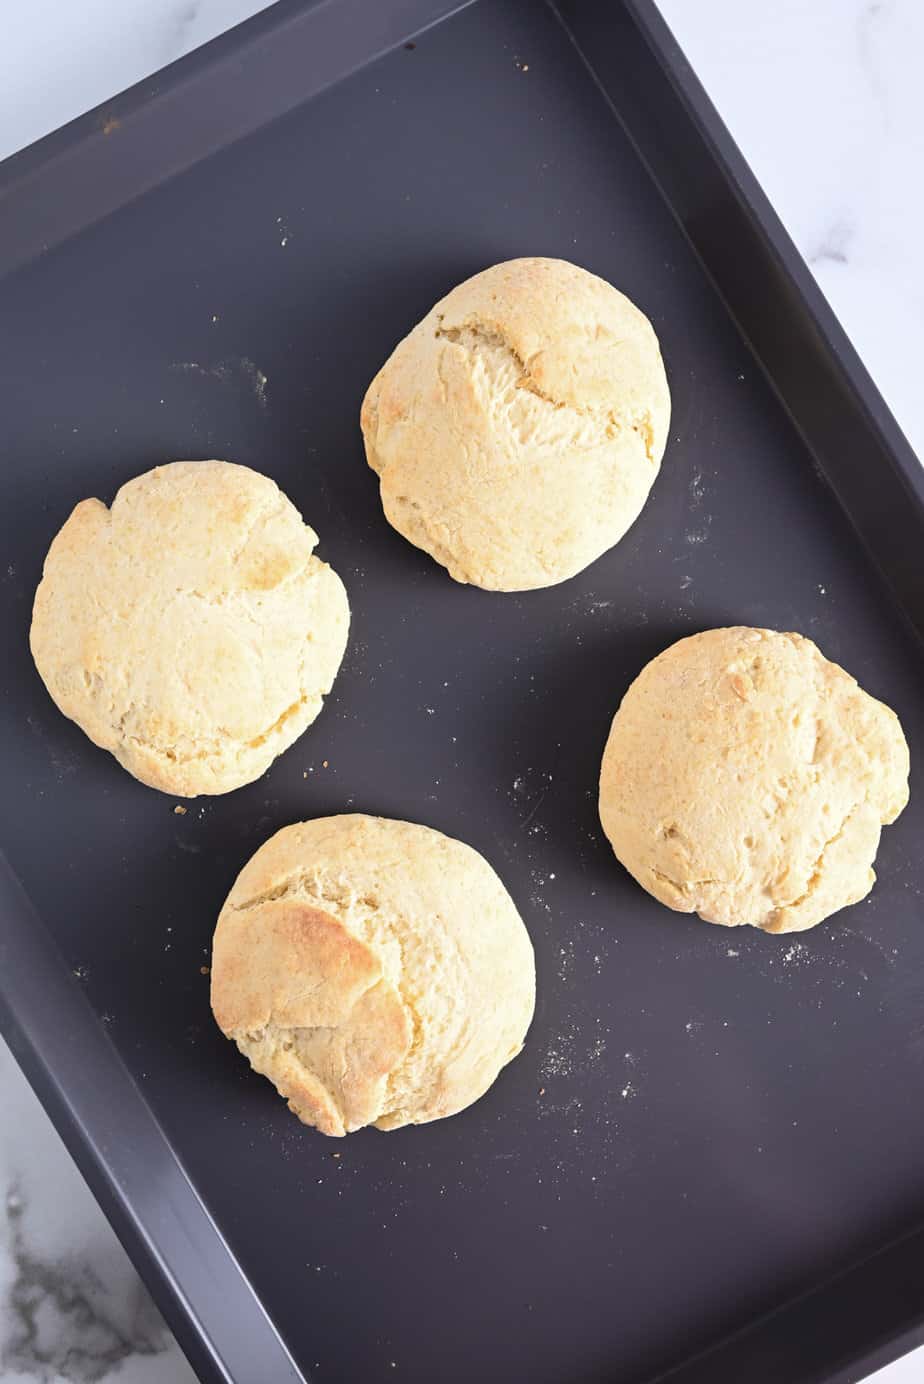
[1,2,923,1381]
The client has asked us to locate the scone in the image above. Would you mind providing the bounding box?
[598,627,909,934]
[30,461,349,796]
[210,814,535,1135]
[361,257,670,591]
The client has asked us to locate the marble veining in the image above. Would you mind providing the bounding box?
[0,2,922,1382]
[159,3,205,67]
[809,219,854,267]
[4,1186,162,1381]
[0,1043,195,1383]
[663,0,924,464]
[856,1,892,128]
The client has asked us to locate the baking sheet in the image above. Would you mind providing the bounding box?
[1,1,923,1381]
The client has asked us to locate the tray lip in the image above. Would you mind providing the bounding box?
[0,852,306,1384]
[621,0,924,510]
[0,5,482,1381]
[0,0,477,281]
[556,0,924,656]
[647,1217,924,1384]
[0,0,313,183]
[563,2,924,1378]
[0,0,474,185]
[1,1,923,1382]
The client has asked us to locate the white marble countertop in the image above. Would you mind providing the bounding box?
[0,3,921,1382]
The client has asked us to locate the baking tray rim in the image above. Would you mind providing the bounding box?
[0,1,923,1381]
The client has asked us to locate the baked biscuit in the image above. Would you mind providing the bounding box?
[30,460,349,796]
[599,627,909,933]
[361,257,670,591]
[211,814,536,1135]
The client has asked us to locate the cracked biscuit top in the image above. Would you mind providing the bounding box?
[598,627,909,934]
[210,814,536,1136]
[361,257,671,592]
[29,460,349,797]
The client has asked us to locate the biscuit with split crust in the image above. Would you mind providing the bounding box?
[361,257,670,591]
[210,814,536,1135]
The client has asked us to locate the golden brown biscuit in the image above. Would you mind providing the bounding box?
[361,257,670,591]
[210,814,536,1135]
[599,628,909,933]
[30,461,349,796]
